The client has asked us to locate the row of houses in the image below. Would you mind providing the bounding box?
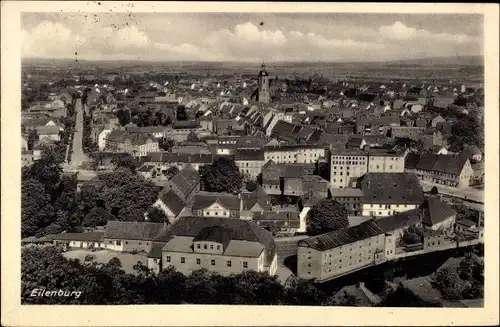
[297,195,480,282]
[28,216,279,277]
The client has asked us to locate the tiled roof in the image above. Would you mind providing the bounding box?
[240,186,271,211]
[50,232,104,242]
[35,125,60,135]
[404,153,421,170]
[374,209,421,232]
[191,192,240,211]
[159,190,186,216]
[106,130,155,146]
[103,221,165,241]
[252,210,300,229]
[298,220,384,251]
[147,242,167,258]
[172,120,200,129]
[415,153,469,175]
[146,152,213,164]
[360,173,424,205]
[421,196,456,227]
[234,149,264,161]
[330,188,364,198]
[170,164,200,198]
[156,216,275,259]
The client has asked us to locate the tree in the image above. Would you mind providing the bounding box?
[199,157,243,193]
[21,179,51,237]
[163,166,179,179]
[111,153,139,173]
[176,105,187,121]
[83,207,116,227]
[284,279,325,305]
[433,267,464,301]
[22,150,63,199]
[306,199,349,236]
[245,180,258,192]
[322,292,360,306]
[27,129,39,150]
[159,138,175,152]
[146,206,168,223]
[401,225,424,245]
[108,257,122,267]
[116,108,131,126]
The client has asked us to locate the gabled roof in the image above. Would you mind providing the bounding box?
[159,189,186,216]
[191,192,240,211]
[359,173,424,205]
[374,209,421,232]
[298,220,384,251]
[421,196,456,227]
[240,186,271,211]
[234,149,265,161]
[156,216,275,252]
[103,221,165,241]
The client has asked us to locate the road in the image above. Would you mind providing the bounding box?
[66,99,90,169]
[420,181,484,203]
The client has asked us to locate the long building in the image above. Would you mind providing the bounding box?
[330,148,406,189]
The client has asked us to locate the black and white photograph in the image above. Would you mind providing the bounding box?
[1,1,499,326]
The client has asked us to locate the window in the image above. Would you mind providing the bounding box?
[139,242,142,245]
[217,245,220,250]
[125,241,128,244]
[243,261,248,268]
[196,258,201,265]
[204,244,207,249]
[307,264,311,267]
[227,260,232,267]
[215,212,218,216]
[197,244,201,249]
[116,241,121,246]
[210,245,214,250]
[166,256,171,262]
[211,259,215,266]
[181,257,185,263]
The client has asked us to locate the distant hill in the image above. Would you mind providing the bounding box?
[384,56,483,67]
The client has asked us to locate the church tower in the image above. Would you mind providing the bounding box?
[257,62,270,103]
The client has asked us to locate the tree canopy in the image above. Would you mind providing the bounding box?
[306,199,349,236]
[199,157,243,193]
[22,246,330,305]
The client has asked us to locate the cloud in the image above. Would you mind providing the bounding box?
[21,18,482,62]
[379,21,476,44]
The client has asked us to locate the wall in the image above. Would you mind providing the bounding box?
[297,246,322,280]
[103,238,153,253]
[162,251,262,276]
[330,154,368,188]
[362,204,418,217]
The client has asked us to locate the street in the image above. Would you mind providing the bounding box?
[67,99,90,169]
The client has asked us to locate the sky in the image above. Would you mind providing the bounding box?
[21,12,484,62]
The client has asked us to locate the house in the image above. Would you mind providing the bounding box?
[105,130,159,157]
[359,173,425,217]
[264,144,326,164]
[455,219,478,234]
[239,186,272,220]
[332,282,382,306]
[191,192,241,218]
[413,153,473,188]
[297,220,386,282]
[35,125,60,141]
[391,126,426,140]
[471,162,484,185]
[329,188,364,215]
[261,160,316,196]
[156,216,278,276]
[21,150,37,167]
[97,128,113,150]
[234,149,265,179]
[420,196,456,232]
[153,189,187,223]
[330,148,405,189]
[126,126,167,139]
[431,115,446,128]
[137,164,157,179]
[50,232,105,250]
[166,120,206,143]
[143,152,213,171]
[102,221,166,253]
[463,144,482,163]
[164,164,200,202]
[251,210,301,236]
[298,194,324,233]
